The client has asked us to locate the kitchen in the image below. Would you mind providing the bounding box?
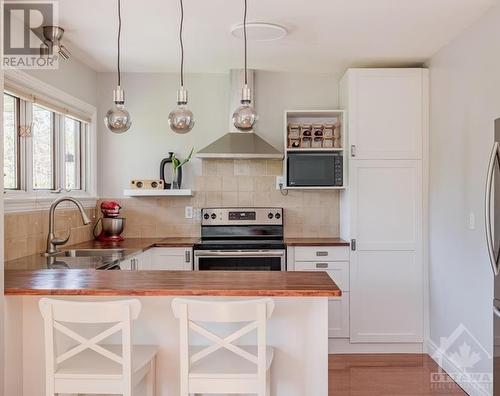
[1,0,500,395]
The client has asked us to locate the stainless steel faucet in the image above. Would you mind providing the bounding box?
[46,196,92,255]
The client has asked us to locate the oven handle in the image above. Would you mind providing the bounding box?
[194,250,285,257]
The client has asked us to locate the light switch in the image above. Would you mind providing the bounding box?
[185,206,193,219]
[469,212,475,230]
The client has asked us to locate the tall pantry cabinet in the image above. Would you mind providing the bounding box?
[339,69,428,344]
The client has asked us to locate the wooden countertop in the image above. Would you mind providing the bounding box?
[4,270,341,297]
[71,237,199,249]
[284,238,350,246]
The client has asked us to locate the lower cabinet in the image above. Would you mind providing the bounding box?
[120,250,151,270]
[328,294,349,338]
[291,246,350,339]
[120,247,193,270]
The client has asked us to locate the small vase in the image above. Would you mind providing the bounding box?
[171,167,180,189]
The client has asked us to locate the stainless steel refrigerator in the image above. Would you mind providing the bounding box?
[486,118,500,394]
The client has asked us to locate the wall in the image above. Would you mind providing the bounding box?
[25,57,98,106]
[96,71,341,238]
[4,208,97,261]
[102,159,340,239]
[427,2,500,392]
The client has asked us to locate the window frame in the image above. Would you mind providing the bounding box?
[3,92,21,190]
[3,70,97,212]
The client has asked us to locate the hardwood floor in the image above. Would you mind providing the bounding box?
[329,354,468,396]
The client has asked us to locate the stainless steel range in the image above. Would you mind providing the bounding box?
[194,207,285,271]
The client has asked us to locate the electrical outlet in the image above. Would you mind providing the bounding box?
[185,206,193,219]
[275,176,285,190]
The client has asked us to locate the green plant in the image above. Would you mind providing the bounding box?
[172,147,194,170]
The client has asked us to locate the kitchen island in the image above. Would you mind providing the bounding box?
[4,268,339,396]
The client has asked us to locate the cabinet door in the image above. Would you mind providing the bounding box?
[347,69,426,160]
[349,160,423,343]
[150,248,192,270]
[329,294,349,338]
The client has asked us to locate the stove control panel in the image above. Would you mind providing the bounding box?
[201,208,284,226]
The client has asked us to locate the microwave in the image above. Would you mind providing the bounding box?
[287,152,343,187]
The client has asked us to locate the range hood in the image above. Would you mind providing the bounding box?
[197,70,283,160]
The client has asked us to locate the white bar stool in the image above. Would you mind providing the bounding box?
[39,298,158,396]
[171,298,275,396]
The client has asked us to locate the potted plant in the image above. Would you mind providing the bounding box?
[171,148,194,189]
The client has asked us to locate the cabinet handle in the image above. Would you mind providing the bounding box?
[316,251,328,257]
[351,239,356,251]
[185,250,191,263]
[351,145,356,157]
[316,263,328,269]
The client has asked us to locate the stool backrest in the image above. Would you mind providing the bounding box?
[39,298,141,392]
[172,298,274,384]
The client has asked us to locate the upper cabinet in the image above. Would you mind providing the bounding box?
[340,69,428,160]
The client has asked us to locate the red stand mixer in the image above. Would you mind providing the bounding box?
[93,201,126,242]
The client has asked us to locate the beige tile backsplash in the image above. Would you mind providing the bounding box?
[102,159,340,240]
[4,160,340,260]
[4,207,97,261]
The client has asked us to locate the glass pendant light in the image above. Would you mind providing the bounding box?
[232,0,258,131]
[168,0,195,134]
[104,0,132,134]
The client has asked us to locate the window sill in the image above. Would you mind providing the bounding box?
[4,193,98,213]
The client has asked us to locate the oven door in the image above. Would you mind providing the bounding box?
[287,152,338,187]
[194,250,286,271]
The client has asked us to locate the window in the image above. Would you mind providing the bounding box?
[3,93,19,189]
[2,89,91,197]
[32,104,54,190]
[63,117,81,190]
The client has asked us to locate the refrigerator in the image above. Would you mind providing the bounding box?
[486,119,500,395]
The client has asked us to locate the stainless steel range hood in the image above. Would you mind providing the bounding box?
[197,70,283,160]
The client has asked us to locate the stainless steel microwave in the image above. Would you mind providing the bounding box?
[287,152,343,187]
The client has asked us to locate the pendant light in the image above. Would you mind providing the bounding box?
[168,0,195,134]
[104,0,132,134]
[232,0,257,131]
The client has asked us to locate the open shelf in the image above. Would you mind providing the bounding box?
[282,110,348,190]
[123,189,193,197]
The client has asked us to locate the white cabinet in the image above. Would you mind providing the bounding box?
[291,246,350,339]
[341,68,427,160]
[340,68,427,345]
[328,294,349,338]
[349,160,423,343]
[120,250,151,270]
[149,247,192,271]
[120,248,193,270]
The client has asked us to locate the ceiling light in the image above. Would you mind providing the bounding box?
[231,22,287,41]
[104,0,132,134]
[232,0,258,132]
[40,26,71,60]
[168,0,195,134]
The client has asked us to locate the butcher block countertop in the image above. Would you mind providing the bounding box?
[4,270,341,297]
[284,238,350,246]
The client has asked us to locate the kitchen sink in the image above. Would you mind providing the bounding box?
[48,249,126,258]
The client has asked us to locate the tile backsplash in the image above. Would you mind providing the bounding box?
[4,207,97,261]
[103,159,340,239]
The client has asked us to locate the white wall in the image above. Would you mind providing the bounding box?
[97,71,340,197]
[427,2,500,391]
[25,57,97,106]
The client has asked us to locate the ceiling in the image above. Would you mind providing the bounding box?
[58,0,496,73]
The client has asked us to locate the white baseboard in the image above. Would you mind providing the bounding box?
[329,338,424,354]
[427,339,491,396]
